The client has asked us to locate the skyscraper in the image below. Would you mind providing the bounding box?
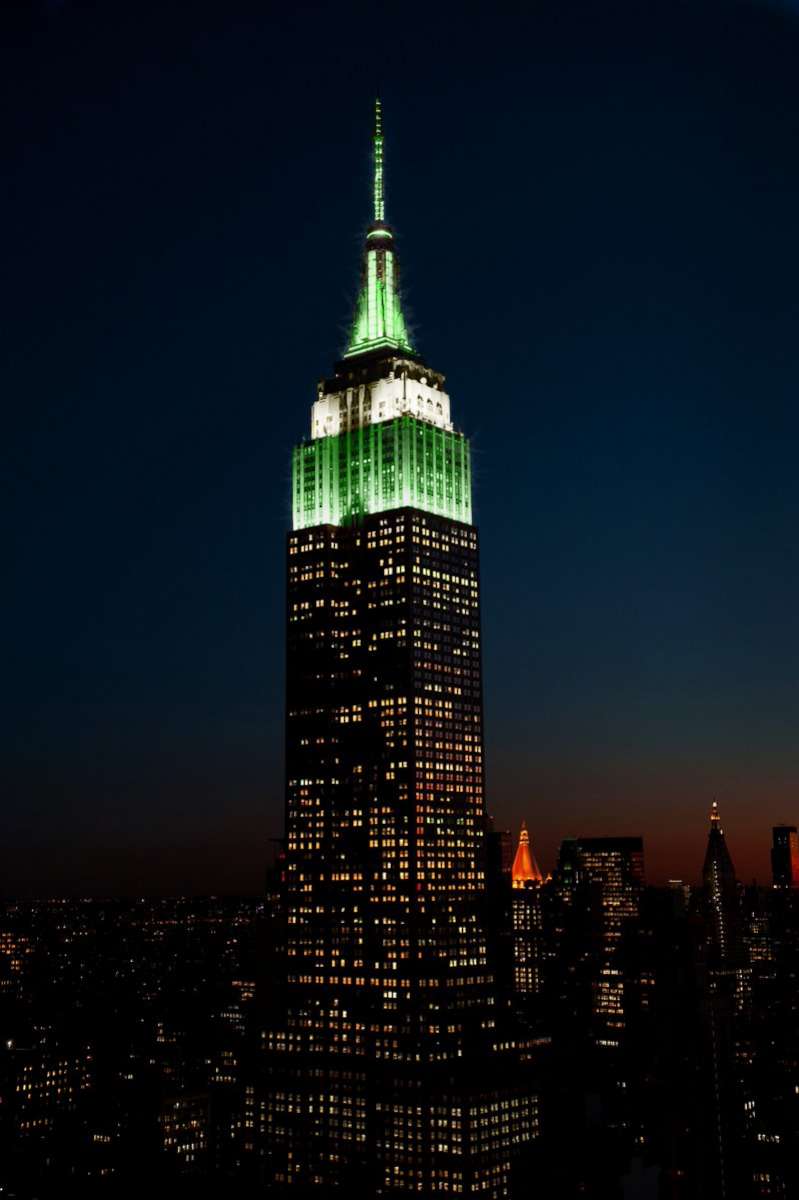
[553,837,644,951]
[546,837,646,1188]
[553,837,644,1049]
[263,101,537,1196]
[771,824,799,889]
[702,801,739,963]
[698,802,744,1198]
[509,823,544,999]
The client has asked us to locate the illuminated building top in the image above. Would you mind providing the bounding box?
[309,98,452,442]
[512,820,543,887]
[343,97,413,362]
[294,99,470,530]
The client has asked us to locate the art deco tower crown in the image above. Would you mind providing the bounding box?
[345,98,413,359]
[512,820,544,887]
[292,100,472,530]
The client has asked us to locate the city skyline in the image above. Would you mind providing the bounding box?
[4,0,799,894]
[5,7,799,1195]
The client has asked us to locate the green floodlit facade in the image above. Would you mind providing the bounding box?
[291,414,472,530]
[291,98,472,532]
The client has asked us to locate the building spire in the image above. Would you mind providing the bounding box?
[512,820,544,887]
[373,97,385,223]
[702,797,739,962]
[344,99,413,360]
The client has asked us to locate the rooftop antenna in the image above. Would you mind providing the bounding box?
[373,97,385,223]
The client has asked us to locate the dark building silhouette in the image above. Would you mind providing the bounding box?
[702,801,740,964]
[261,101,538,1196]
[554,837,644,1054]
[485,820,513,881]
[696,803,749,1200]
[771,824,799,889]
[539,837,647,1192]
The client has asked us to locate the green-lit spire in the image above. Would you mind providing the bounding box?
[344,99,414,359]
[373,97,384,223]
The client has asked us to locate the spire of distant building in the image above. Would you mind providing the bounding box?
[702,798,739,962]
[345,98,414,359]
[512,821,543,887]
[372,96,385,222]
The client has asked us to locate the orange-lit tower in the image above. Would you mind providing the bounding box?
[512,821,543,887]
[509,822,544,998]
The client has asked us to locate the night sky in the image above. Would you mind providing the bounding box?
[3,0,798,895]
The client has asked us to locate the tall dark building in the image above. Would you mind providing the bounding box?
[771,824,799,889]
[698,803,745,1198]
[543,838,646,1191]
[485,820,513,881]
[569,838,644,950]
[553,837,644,1049]
[263,102,537,1195]
[702,801,739,963]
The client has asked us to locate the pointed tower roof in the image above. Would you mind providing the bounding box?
[702,798,739,962]
[703,798,736,882]
[512,821,544,887]
[345,99,414,360]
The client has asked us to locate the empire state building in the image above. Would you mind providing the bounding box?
[263,101,537,1196]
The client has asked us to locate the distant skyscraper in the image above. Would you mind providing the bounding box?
[263,101,537,1195]
[565,837,644,950]
[698,804,745,1197]
[771,825,799,888]
[511,821,543,887]
[553,837,644,1051]
[509,823,544,998]
[702,801,739,963]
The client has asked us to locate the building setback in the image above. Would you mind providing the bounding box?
[262,102,538,1195]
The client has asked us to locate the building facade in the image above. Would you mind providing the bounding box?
[263,102,537,1196]
[771,825,799,889]
[553,836,644,1050]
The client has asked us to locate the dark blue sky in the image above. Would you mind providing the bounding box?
[3,0,798,893]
